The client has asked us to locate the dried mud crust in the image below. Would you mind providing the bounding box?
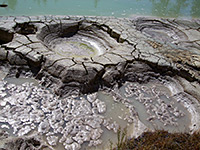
[0,16,200,96]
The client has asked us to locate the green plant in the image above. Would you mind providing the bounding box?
[110,127,128,150]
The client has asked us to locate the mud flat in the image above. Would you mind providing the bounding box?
[0,15,200,150]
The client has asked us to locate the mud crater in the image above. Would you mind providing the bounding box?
[37,21,118,58]
[135,19,188,45]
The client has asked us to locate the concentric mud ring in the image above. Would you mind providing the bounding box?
[37,21,118,58]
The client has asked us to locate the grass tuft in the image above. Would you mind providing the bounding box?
[110,127,128,150]
[112,130,200,150]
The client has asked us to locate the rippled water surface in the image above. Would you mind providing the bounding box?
[0,0,199,18]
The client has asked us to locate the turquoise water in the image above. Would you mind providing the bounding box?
[0,0,199,18]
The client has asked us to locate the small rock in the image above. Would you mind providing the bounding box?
[47,135,58,146]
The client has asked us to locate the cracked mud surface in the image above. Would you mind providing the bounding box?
[1,16,200,93]
[0,15,200,150]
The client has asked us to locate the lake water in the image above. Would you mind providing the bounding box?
[0,0,199,18]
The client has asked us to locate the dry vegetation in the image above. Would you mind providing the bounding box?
[112,129,200,150]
